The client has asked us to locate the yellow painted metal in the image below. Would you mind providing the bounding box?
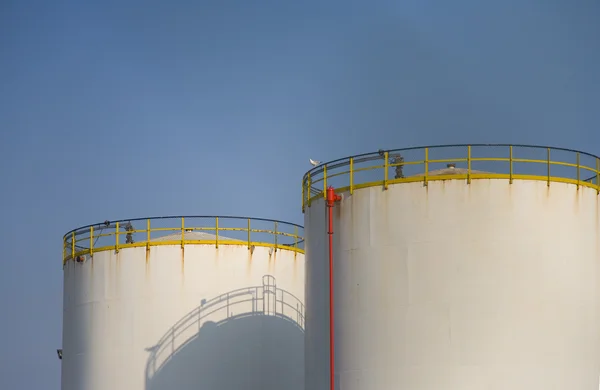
[467,145,472,184]
[509,146,513,184]
[294,226,298,251]
[62,217,305,263]
[547,148,551,187]
[577,152,580,188]
[90,226,94,257]
[428,158,465,164]
[181,217,185,248]
[274,221,278,250]
[424,147,429,186]
[323,165,327,198]
[115,222,120,253]
[147,219,150,250]
[350,157,354,195]
[384,151,389,190]
[307,173,312,207]
[300,145,600,211]
[302,180,305,213]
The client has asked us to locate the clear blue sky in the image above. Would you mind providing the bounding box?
[0,1,598,388]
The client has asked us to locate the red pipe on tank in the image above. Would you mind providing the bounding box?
[326,186,342,390]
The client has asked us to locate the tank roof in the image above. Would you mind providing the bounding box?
[151,231,242,242]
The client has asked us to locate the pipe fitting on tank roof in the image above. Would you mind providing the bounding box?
[326,187,342,207]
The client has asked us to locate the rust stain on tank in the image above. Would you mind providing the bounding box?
[268,250,275,273]
[107,253,111,279]
[214,247,220,266]
[380,188,390,246]
[595,193,599,231]
[145,248,151,280]
[506,181,515,214]
[116,250,121,268]
[114,251,121,298]
[292,255,297,279]
[246,253,252,275]
[180,247,185,283]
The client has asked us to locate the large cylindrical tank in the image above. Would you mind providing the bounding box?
[60,216,305,390]
[303,144,600,390]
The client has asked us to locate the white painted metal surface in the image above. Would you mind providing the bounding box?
[61,233,305,390]
[305,179,600,390]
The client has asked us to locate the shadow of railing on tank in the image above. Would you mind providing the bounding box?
[144,275,304,387]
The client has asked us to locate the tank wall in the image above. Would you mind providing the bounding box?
[305,179,600,390]
[61,245,305,390]
[304,204,329,390]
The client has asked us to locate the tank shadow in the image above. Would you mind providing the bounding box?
[145,275,304,390]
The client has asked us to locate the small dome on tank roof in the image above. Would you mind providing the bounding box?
[411,163,491,177]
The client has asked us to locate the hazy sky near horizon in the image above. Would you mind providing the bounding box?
[1,1,599,388]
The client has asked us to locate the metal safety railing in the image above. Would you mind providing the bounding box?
[63,216,304,264]
[145,275,304,380]
[302,144,600,211]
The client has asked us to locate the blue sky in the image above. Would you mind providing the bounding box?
[0,1,598,388]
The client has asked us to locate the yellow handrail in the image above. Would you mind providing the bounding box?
[62,216,305,265]
[302,144,600,211]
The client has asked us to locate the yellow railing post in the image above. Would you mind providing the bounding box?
[62,237,66,264]
[307,174,312,207]
[90,226,94,257]
[302,179,305,212]
[323,165,327,198]
[215,217,219,248]
[115,222,120,253]
[71,232,75,260]
[547,148,551,187]
[294,226,298,251]
[576,152,580,189]
[247,218,251,249]
[424,148,429,186]
[274,221,278,251]
[384,151,389,190]
[350,157,354,195]
[146,219,150,250]
[597,158,599,194]
[509,146,513,184]
[467,145,472,184]
[181,217,185,248]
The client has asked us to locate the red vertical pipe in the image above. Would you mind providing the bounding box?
[326,186,341,390]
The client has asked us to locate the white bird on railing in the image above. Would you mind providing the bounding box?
[309,159,321,167]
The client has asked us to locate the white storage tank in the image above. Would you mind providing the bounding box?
[303,144,600,390]
[60,216,305,390]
